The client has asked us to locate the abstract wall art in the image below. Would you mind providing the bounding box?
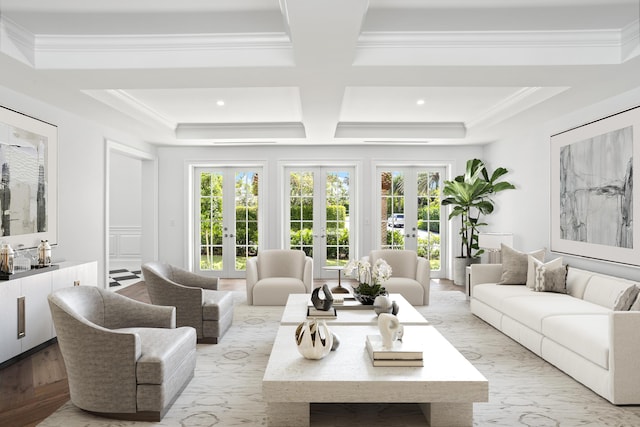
[0,106,57,250]
[551,105,640,265]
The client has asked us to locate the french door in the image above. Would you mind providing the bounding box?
[195,167,261,278]
[377,167,445,277]
[286,167,355,279]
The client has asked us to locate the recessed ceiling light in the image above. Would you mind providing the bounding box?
[416,99,425,106]
[216,100,225,107]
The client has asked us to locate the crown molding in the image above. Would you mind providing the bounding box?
[621,19,640,61]
[359,29,621,48]
[175,122,306,140]
[0,15,35,66]
[334,122,466,139]
[32,32,292,69]
[356,28,627,65]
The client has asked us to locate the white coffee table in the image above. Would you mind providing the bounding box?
[280,293,428,325]
[263,324,488,426]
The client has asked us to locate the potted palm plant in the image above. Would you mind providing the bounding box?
[442,158,515,285]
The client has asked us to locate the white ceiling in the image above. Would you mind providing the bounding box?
[0,0,639,146]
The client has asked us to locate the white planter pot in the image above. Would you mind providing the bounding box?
[453,257,480,286]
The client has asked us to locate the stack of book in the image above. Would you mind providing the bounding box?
[307,303,337,318]
[365,334,423,366]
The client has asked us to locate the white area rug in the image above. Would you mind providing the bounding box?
[40,290,640,426]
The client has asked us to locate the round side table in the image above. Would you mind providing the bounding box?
[322,265,350,294]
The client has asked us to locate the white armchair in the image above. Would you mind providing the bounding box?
[246,249,313,305]
[368,249,431,305]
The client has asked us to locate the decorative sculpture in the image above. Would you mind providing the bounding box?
[373,295,400,316]
[378,313,404,348]
[295,318,334,359]
[311,284,334,311]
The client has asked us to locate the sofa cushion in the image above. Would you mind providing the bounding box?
[257,250,306,279]
[252,277,306,305]
[202,289,234,320]
[630,290,640,311]
[541,314,609,369]
[500,293,609,333]
[499,245,545,285]
[370,250,417,279]
[118,326,197,385]
[382,277,424,305]
[472,283,535,312]
[614,285,639,311]
[565,268,594,299]
[583,275,639,310]
[527,256,562,289]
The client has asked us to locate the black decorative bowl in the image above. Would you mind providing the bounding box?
[352,291,386,305]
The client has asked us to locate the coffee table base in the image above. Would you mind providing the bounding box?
[267,402,310,426]
[267,401,473,427]
[420,402,473,426]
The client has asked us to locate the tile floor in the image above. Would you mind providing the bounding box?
[108,268,142,288]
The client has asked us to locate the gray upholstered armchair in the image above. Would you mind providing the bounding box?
[246,249,313,305]
[48,286,196,421]
[142,261,233,343]
[368,249,431,305]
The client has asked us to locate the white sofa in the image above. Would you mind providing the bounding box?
[470,263,640,405]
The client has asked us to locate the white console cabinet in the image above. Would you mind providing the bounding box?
[0,261,98,365]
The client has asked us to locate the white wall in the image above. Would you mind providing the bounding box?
[0,84,154,287]
[156,144,483,278]
[109,152,142,226]
[484,86,640,281]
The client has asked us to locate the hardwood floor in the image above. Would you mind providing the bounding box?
[0,278,462,426]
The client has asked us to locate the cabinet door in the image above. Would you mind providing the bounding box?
[0,280,22,363]
[21,274,53,351]
[76,261,98,287]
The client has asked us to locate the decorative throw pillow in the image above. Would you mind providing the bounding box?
[629,288,640,311]
[614,285,640,311]
[527,256,562,289]
[498,244,545,285]
[533,263,568,293]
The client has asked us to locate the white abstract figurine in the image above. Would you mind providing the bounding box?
[378,313,404,348]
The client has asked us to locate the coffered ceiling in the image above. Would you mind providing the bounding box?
[0,0,639,146]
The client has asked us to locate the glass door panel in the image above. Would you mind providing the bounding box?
[199,171,224,271]
[380,171,405,250]
[416,171,441,272]
[234,171,259,272]
[325,171,350,267]
[289,171,314,258]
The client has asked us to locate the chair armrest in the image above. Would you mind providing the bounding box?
[246,257,259,305]
[102,292,176,329]
[416,257,431,305]
[609,311,640,404]
[172,265,219,290]
[303,256,313,292]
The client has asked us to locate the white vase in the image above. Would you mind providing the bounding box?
[378,313,404,348]
[295,319,334,360]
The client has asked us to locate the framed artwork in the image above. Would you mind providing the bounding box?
[0,105,57,250]
[550,105,640,265]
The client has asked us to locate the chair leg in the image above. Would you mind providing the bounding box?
[198,337,219,344]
